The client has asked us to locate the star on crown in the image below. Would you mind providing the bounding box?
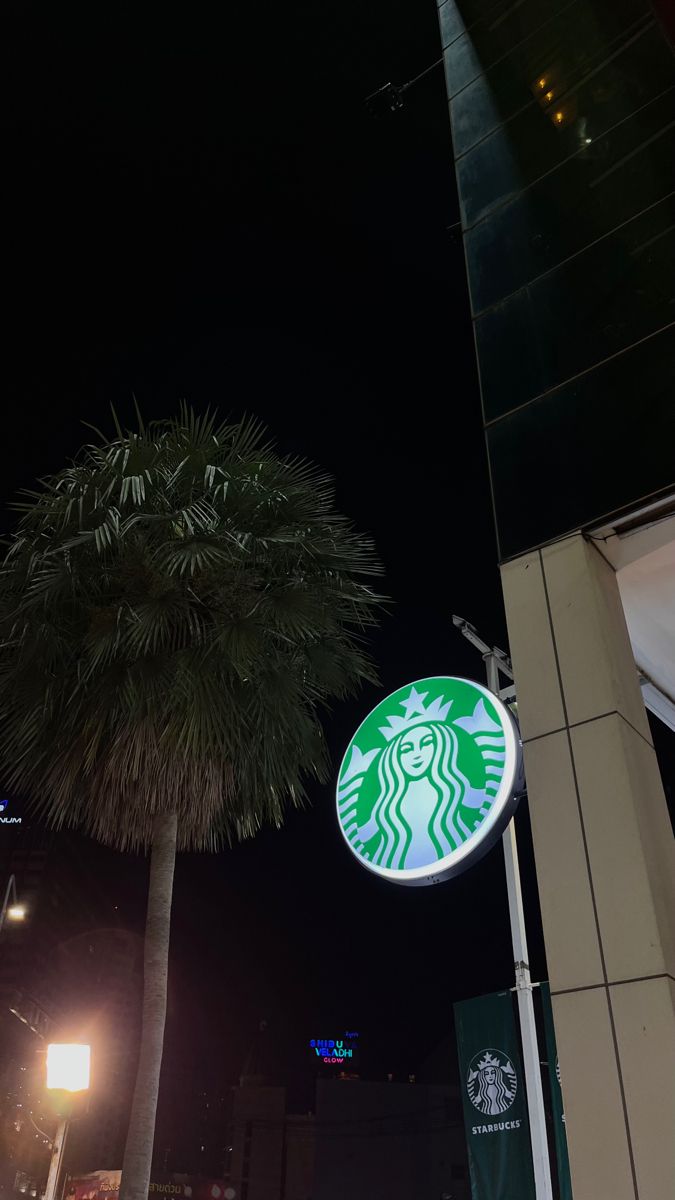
[476,1052,501,1071]
[379,686,452,742]
[476,1052,514,1074]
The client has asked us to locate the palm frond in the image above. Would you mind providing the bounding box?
[0,410,383,852]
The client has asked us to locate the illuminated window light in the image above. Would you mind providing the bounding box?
[545,91,554,103]
[538,78,546,89]
[555,112,564,125]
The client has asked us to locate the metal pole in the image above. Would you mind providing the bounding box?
[483,652,553,1200]
[0,874,17,936]
[44,1118,69,1200]
[503,820,553,1200]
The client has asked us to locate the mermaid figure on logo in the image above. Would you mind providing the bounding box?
[360,720,471,869]
[468,1052,517,1115]
[343,687,504,871]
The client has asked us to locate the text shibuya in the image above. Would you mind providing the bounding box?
[310,1039,355,1064]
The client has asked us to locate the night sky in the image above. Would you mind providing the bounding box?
[3,0,674,1140]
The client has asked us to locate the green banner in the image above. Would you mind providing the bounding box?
[541,983,573,1200]
[454,990,535,1200]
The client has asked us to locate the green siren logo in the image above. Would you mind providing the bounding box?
[467,1049,518,1115]
[337,677,522,885]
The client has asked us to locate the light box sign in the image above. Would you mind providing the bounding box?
[68,1175,229,1200]
[337,677,522,886]
[309,1031,359,1067]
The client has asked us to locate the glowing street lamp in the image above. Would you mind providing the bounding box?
[44,1044,91,1200]
[0,876,25,934]
[46,1043,91,1092]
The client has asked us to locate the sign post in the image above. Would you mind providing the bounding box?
[481,653,553,1200]
[541,983,573,1200]
[336,644,555,1200]
[44,1044,91,1200]
[44,1119,69,1200]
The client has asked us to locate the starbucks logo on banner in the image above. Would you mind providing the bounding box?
[467,1049,518,1115]
[337,677,521,886]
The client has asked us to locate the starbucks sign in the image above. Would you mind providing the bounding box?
[467,1049,518,1115]
[337,677,522,886]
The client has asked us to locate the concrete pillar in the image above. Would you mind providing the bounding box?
[500,534,675,1200]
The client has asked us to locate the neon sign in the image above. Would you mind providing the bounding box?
[309,1031,359,1065]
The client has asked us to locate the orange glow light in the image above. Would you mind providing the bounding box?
[545,91,554,102]
[555,112,564,124]
[46,1044,91,1092]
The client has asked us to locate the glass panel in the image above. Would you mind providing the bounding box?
[455,23,675,225]
[477,195,675,420]
[652,1,675,46]
[474,289,543,422]
[456,115,530,227]
[444,32,484,97]
[487,324,675,559]
[445,0,593,97]
[465,88,675,312]
[438,1,465,50]
[451,73,508,153]
[450,0,649,151]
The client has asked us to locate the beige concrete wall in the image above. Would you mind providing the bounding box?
[501,534,675,1200]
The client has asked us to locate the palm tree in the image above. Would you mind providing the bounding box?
[0,408,381,1200]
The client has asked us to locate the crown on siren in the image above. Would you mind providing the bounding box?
[379,685,452,742]
[476,1052,502,1071]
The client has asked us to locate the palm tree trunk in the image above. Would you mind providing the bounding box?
[120,812,178,1200]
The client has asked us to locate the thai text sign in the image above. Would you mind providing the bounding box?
[69,1175,228,1200]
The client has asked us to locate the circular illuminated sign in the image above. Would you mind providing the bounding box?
[337,677,522,886]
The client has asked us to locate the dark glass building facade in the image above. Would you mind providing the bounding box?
[438,0,675,559]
